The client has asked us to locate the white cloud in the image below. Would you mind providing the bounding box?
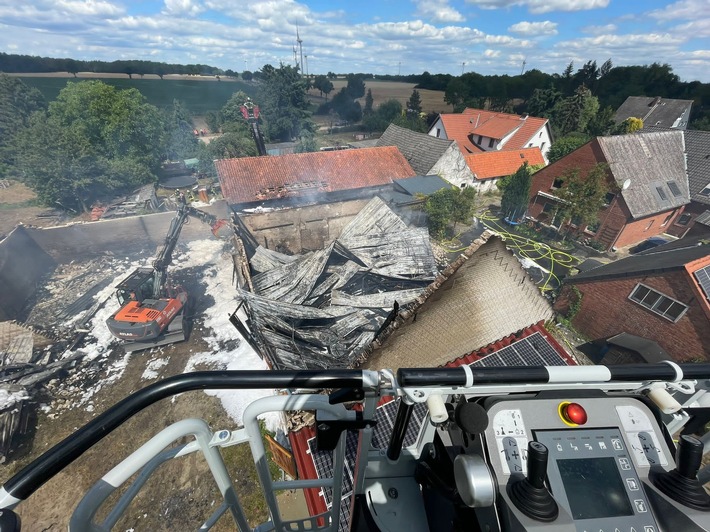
[163,0,205,16]
[508,20,558,36]
[582,23,617,34]
[414,0,465,23]
[483,49,501,57]
[466,0,609,14]
[648,0,709,20]
[56,0,124,17]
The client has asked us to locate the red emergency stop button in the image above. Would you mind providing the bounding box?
[559,402,587,426]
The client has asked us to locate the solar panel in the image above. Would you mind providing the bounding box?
[306,331,568,530]
[694,265,710,302]
[470,332,568,367]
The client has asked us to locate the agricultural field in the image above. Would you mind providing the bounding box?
[310,79,450,114]
[18,75,255,115]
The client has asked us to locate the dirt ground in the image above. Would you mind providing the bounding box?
[0,181,71,237]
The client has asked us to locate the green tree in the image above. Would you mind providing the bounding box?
[547,133,590,163]
[377,99,403,122]
[423,186,477,237]
[0,74,46,178]
[407,89,422,113]
[553,163,611,236]
[295,132,318,153]
[551,85,599,136]
[241,70,253,81]
[364,88,374,115]
[498,163,534,220]
[526,87,562,118]
[257,64,312,142]
[345,74,366,99]
[586,105,616,136]
[612,117,644,135]
[14,81,165,211]
[196,132,257,176]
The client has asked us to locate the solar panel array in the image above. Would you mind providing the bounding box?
[306,331,569,530]
[694,265,710,302]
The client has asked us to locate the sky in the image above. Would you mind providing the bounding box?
[1,0,709,82]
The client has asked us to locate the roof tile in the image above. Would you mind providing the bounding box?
[215,147,416,204]
[465,147,545,180]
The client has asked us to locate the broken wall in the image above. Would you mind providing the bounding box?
[240,199,372,254]
[0,226,56,321]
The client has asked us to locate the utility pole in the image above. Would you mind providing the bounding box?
[244,59,247,72]
[521,58,527,75]
[462,61,466,75]
[305,55,309,78]
[398,61,401,76]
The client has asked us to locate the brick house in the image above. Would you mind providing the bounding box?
[527,131,689,250]
[428,108,552,161]
[215,146,416,208]
[556,237,710,361]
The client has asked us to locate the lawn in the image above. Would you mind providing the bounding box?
[20,76,256,115]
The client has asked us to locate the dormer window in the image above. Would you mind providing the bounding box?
[700,183,710,197]
[488,138,494,148]
[477,135,483,145]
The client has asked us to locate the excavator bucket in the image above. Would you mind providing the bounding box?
[210,219,233,240]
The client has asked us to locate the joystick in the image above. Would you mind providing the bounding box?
[507,441,558,521]
[653,435,710,511]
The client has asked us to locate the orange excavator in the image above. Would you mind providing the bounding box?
[105,194,231,352]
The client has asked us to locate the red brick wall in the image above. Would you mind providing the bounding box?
[570,273,710,361]
[528,139,685,250]
[613,208,684,249]
[666,201,710,238]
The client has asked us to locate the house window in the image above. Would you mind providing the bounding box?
[604,192,616,205]
[542,202,555,213]
[661,212,674,227]
[644,220,654,232]
[539,131,543,137]
[656,186,668,201]
[700,184,710,197]
[667,181,682,197]
[571,215,582,227]
[540,142,546,151]
[436,128,441,138]
[477,135,483,145]
[629,283,689,322]
[488,138,494,148]
[552,178,564,189]
[676,213,692,226]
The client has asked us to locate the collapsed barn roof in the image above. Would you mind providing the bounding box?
[231,197,438,369]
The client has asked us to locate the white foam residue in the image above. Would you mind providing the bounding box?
[518,256,550,274]
[0,388,29,410]
[181,239,279,430]
[142,357,170,380]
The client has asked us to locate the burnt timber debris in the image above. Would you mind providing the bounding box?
[231,197,438,370]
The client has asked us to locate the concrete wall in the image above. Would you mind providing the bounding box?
[20,201,231,263]
[240,199,371,254]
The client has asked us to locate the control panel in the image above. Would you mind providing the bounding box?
[482,395,673,532]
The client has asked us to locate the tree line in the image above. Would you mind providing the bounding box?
[0,53,228,78]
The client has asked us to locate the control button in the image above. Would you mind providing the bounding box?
[559,402,588,425]
[619,458,631,470]
[612,438,624,450]
[634,499,647,513]
[556,443,563,452]
[626,478,639,491]
[631,527,637,532]
[644,527,655,532]
[599,441,607,450]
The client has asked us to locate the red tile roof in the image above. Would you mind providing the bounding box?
[465,147,545,180]
[215,147,416,205]
[470,114,522,140]
[445,321,576,367]
[440,108,548,155]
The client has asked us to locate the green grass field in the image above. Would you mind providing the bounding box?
[20,77,256,115]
